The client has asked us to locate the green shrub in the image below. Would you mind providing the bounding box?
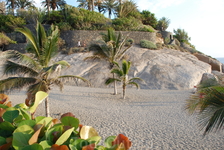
[112,17,141,31]
[140,39,157,49]
[0,92,132,150]
[56,22,72,31]
[0,32,16,48]
[0,15,26,32]
[136,25,155,32]
[140,10,158,28]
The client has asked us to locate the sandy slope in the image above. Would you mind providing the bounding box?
[8,86,224,150]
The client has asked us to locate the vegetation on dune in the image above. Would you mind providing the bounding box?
[0,22,88,117]
[0,92,132,149]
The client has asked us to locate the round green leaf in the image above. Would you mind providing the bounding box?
[0,121,15,132]
[39,140,52,150]
[61,116,79,130]
[18,120,36,128]
[21,143,43,150]
[55,127,74,145]
[0,104,9,109]
[3,110,19,123]
[104,136,116,148]
[0,136,6,145]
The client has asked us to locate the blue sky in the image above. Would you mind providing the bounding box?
[34,0,224,58]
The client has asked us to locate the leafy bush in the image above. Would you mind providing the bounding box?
[156,17,170,31]
[112,17,141,31]
[0,15,26,32]
[156,43,163,49]
[140,10,158,28]
[0,32,16,48]
[136,25,155,32]
[140,39,157,49]
[0,92,132,150]
[56,22,72,31]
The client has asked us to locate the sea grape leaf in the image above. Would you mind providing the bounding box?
[18,120,36,128]
[2,110,19,123]
[69,139,89,150]
[36,117,52,128]
[104,136,116,148]
[0,136,6,145]
[35,116,45,122]
[87,136,101,145]
[19,107,31,120]
[45,124,63,142]
[0,104,8,109]
[80,126,99,140]
[95,145,106,150]
[29,91,48,113]
[60,116,79,130]
[29,124,44,145]
[22,143,43,150]
[55,127,74,145]
[13,132,33,149]
[39,140,52,150]
[14,125,34,134]
[0,121,15,131]
[14,103,28,109]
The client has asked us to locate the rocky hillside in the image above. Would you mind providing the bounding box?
[54,46,212,90]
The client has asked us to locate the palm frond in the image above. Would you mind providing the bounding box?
[4,50,40,69]
[129,77,143,82]
[122,60,131,75]
[105,78,121,85]
[3,60,39,77]
[16,27,40,58]
[27,80,49,94]
[111,68,123,77]
[58,75,90,86]
[128,81,140,89]
[54,60,70,68]
[0,77,37,93]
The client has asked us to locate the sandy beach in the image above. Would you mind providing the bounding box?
[7,85,224,150]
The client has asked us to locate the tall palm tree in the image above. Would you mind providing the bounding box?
[16,0,35,10]
[6,0,16,15]
[185,85,224,135]
[42,0,66,11]
[102,0,118,19]
[0,22,88,117]
[77,0,94,11]
[116,0,138,18]
[95,0,104,13]
[85,28,132,95]
[105,60,142,99]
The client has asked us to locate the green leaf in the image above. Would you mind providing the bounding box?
[55,127,74,145]
[105,136,116,148]
[3,110,19,123]
[0,104,9,109]
[18,120,36,128]
[14,103,28,109]
[61,116,79,130]
[0,121,15,132]
[87,136,101,145]
[14,125,34,134]
[29,91,48,113]
[69,139,89,150]
[35,116,45,122]
[19,107,31,120]
[96,145,106,150]
[80,126,99,140]
[0,136,6,145]
[39,140,52,150]
[45,124,63,142]
[21,143,43,150]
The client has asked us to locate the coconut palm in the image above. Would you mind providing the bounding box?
[16,0,35,9]
[102,0,118,19]
[185,84,224,135]
[77,0,94,11]
[116,0,138,18]
[42,0,66,11]
[105,60,142,99]
[85,27,132,95]
[0,22,88,117]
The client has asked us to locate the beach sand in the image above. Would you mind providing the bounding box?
[8,85,224,150]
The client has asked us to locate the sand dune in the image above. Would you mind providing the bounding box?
[8,86,224,150]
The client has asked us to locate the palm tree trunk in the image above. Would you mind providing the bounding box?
[113,73,117,95]
[123,84,126,99]
[92,0,94,11]
[45,97,50,117]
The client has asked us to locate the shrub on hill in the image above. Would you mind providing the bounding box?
[140,39,157,50]
[0,15,25,32]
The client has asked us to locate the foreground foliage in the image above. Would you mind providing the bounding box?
[0,92,132,149]
[185,82,224,135]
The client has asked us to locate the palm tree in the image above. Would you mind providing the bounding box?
[105,60,142,99]
[77,0,94,11]
[157,17,170,31]
[0,22,88,117]
[116,0,138,18]
[173,28,191,43]
[6,0,16,15]
[42,0,66,11]
[16,0,35,10]
[95,0,104,13]
[102,0,118,19]
[185,85,224,135]
[85,28,132,95]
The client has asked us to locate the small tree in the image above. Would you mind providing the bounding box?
[157,17,170,31]
[173,28,191,43]
[105,60,142,99]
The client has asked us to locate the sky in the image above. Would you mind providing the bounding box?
[34,0,224,58]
